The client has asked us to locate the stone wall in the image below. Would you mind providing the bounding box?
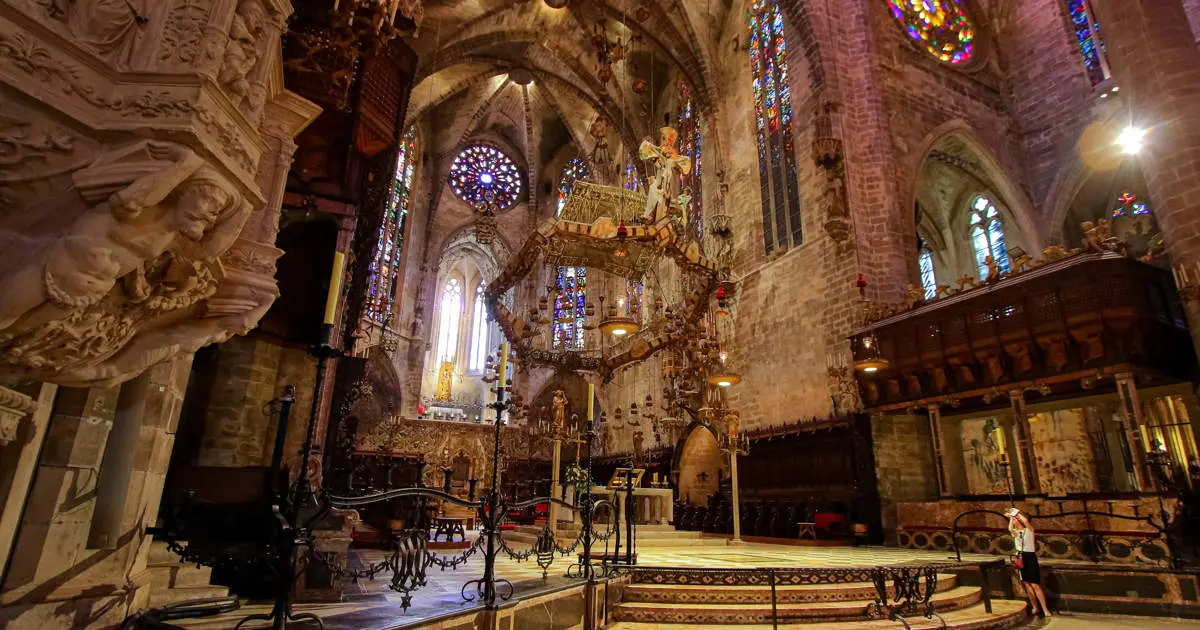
[193,336,317,469]
[872,413,939,542]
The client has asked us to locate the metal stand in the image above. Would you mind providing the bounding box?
[237,323,341,629]
[462,371,514,607]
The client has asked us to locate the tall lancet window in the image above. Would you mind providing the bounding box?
[969,196,1011,279]
[366,125,416,322]
[677,80,702,238]
[555,158,590,350]
[1066,0,1110,86]
[918,245,938,300]
[437,278,463,363]
[469,284,488,371]
[749,0,802,253]
[552,266,587,350]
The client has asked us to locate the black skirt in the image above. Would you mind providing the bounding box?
[1018,552,1041,583]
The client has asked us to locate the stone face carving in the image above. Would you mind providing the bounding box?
[0,0,320,386]
[220,0,269,107]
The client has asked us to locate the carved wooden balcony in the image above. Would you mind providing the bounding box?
[851,253,1196,412]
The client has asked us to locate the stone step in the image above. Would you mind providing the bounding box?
[148,539,184,565]
[149,563,216,590]
[607,599,1027,629]
[148,584,231,609]
[622,574,958,605]
[612,585,983,624]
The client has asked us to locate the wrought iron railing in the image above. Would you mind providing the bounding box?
[147,376,632,628]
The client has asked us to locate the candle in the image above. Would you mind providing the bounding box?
[497,342,509,393]
[1174,265,1181,288]
[587,383,594,424]
[995,428,1006,455]
[323,251,346,325]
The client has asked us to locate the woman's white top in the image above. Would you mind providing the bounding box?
[1014,527,1036,553]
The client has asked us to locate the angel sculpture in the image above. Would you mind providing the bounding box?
[639,127,692,223]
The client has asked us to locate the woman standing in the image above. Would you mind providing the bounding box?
[1007,507,1051,617]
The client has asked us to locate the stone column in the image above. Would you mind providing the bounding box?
[1115,372,1152,490]
[1009,390,1040,495]
[1092,0,1200,358]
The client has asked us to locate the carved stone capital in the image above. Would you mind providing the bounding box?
[0,385,36,446]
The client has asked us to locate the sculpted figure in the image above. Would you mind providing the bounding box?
[639,127,691,223]
[0,140,250,331]
[53,0,149,66]
[551,389,568,435]
[220,0,269,106]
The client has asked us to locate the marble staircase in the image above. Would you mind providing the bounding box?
[146,540,231,608]
[611,572,1028,628]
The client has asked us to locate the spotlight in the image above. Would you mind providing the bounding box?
[1115,125,1147,155]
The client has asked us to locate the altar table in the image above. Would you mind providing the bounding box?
[590,486,674,526]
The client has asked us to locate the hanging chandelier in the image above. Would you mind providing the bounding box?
[329,0,422,45]
[854,332,889,373]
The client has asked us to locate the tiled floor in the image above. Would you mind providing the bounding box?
[171,536,996,629]
[1040,613,1200,628]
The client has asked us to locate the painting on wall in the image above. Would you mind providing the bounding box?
[1030,408,1098,496]
[961,416,1008,495]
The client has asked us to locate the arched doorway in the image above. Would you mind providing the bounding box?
[676,424,724,506]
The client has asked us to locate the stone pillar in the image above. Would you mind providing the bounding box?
[88,372,152,549]
[1092,0,1200,358]
[0,356,193,627]
[1009,390,1040,495]
[1115,373,1152,490]
[927,404,951,497]
[0,386,120,624]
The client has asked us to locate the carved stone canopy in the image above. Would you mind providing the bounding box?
[0,0,320,386]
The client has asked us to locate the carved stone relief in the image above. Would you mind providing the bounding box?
[0,0,320,386]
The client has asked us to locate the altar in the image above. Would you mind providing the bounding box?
[590,485,674,526]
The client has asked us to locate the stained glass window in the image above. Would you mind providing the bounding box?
[557,157,591,216]
[448,145,523,210]
[1067,0,1110,86]
[469,284,488,371]
[366,126,416,322]
[749,0,802,254]
[969,196,1011,280]
[437,278,463,362]
[918,247,937,300]
[552,266,587,350]
[1112,192,1149,218]
[677,81,702,238]
[888,0,975,64]
[624,159,642,191]
[625,279,644,323]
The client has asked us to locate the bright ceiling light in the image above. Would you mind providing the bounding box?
[1115,126,1147,155]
